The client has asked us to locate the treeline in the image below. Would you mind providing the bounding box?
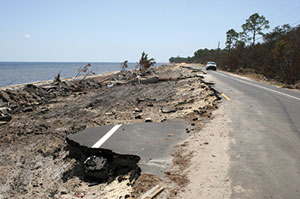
[169,13,300,85]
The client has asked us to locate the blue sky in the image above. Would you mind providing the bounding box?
[1,0,300,62]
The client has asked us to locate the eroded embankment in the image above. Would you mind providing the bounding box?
[0,64,220,198]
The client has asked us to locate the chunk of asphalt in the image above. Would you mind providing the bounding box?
[66,119,190,180]
[66,138,141,182]
[84,155,109,180]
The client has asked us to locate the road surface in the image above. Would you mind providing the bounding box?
[67,119,190,177]
[204,68,300,198]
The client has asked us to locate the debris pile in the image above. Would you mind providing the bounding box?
[0,79,101,125]
[0,64,221,198]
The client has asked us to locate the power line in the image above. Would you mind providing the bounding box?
[270,4,300,25]
[255,20,300,43]
[267,0,296,19]
[291,19,300,26]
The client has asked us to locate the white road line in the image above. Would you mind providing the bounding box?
[92,124,122,148]
[214,71,300,102]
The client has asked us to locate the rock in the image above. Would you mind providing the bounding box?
[135,115,142,119]
[147,103,154,107]
[145,118,152,122]
[161,107,177,113]
[133,108,142,113]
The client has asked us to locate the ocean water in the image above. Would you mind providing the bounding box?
[0,62,163,87]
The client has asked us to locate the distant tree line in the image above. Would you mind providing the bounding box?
[169,13,300,85]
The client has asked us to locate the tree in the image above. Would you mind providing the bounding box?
[225,29,239,50]
[138,52,156,72]
[264,24,291,42]
[241,13,270,45]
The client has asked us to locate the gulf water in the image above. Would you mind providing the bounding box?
[0,62,163,87]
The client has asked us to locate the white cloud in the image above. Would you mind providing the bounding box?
[24,34,31,39]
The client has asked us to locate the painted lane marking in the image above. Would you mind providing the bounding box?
[221,93,231,101]
[214,72,300,102]
[92,124,122,148]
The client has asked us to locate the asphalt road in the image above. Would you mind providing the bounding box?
[204,68,300,198]
[67,119,190,177]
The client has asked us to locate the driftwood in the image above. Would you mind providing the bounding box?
[141,185,164,199]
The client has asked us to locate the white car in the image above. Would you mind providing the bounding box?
[206,61,217,71]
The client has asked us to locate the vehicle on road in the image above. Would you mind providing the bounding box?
[206,61,217,71]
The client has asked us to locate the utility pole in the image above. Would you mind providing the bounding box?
[217,41,220,62]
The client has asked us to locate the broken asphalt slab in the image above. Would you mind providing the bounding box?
[66,119,190,178]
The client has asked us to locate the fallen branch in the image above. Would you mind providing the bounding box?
[141,185,164,199]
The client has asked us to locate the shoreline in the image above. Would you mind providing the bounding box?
[0,62,167,91]
[0,70,119,91]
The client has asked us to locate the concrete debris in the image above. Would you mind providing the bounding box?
[0,79,102,126]
[194,74,204,78]
[147,103,154,107]
[137,98,145,103]
[145,118,152,122]
[105,112,115,116]
[0,63,221,198]
[135,115,142,119]
[134,108,142,113]
[161,107,177,113]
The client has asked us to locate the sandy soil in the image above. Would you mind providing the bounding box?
[173,105,232,198]
[0,64,221,199]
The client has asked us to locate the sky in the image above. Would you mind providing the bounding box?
[1,0,300,62]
